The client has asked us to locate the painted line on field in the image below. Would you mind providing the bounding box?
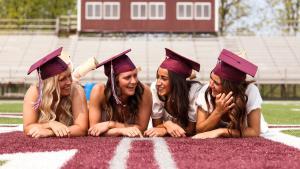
[268,124,300,128]
[153,138,177,169]
[109,138,132,169]
[263,129,300,150]
[0,149,77,169]
[0,124,22,133]
[0,115,22,118]
[0,112,22,114]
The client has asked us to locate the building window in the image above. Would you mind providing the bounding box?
[103,2,120,20]
[131,2,148,20]
[86,2,102,20]
[149,2,165,20]
[176,2,193,20]
[195,2,211,20]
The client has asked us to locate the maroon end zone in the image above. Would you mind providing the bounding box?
[1,132,300,169]
[166,137,300,169]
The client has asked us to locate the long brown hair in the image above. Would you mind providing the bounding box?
[205,78,254,137]
[102,75,144,123]
[158,70,200,127]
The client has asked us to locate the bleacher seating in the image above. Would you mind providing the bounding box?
[0,34,299,84]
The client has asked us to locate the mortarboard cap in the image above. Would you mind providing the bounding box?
[96,49,136,105]
[160,48,200,78]
[96,49,136,76]
[212,49,258,83]
[27,47,68,80]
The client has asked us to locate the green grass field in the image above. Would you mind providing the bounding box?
[0,102,22,112]
[282,130,300,137]
[262,102,300,124]
[0,118,22,124]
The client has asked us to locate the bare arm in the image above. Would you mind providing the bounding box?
[193,108,261,139]
[134,84,152,131]
[195,107,222,133]
[23,85,53,136]
[68,84,89,136]
[89,83,105,127]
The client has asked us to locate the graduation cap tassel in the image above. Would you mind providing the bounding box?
[33,69,43,110]
[110,62,122,105]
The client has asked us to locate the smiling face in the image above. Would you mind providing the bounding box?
[209,72,223,97]
[117,69,138,98]
[58,68,72,96]
[156,67,171,97]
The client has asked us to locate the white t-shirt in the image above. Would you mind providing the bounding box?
[196,83,268,133]
[151,81,202,123]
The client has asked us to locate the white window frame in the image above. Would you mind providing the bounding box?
[194,2,211,20]
[148,2,166,20]
[131,2,148,20]
[103,2,120,20]
[85,2,102,20]
[176,2,193,20]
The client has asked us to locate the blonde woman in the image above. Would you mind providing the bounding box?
[23,47,88,138]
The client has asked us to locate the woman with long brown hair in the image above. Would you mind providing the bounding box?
[23,47,88,138]
[144,48,202,137]
[193,49,268,139]
[88,49,152,137]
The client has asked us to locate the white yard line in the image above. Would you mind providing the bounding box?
[0,124,22,133]
[0,115,22,118]
[0,149,77,169]
[263,129,300,150]
[109,138,132,169]
[153,138,177,169]
[108,137,177,169]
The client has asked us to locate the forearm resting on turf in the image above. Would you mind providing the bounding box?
[68,124,87,136]
[23,122,51,135]
[196,112,222,133]
[218,127,260,138]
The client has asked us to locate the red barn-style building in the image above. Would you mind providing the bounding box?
[77,0,218,33]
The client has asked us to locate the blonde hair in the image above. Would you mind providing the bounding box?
[37,74,73,126]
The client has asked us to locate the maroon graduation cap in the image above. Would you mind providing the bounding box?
[96,49,136,105]
[27,47,68,109]
[160,48,200,78]
[212,49,258,83]
[27,47,68,80]
[96,49,135,76]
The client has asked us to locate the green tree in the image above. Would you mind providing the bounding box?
[219,0,250,35]
[0,0,76,19]
[266,0,300,35]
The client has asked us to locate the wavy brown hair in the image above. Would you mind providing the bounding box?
[102,75,144,124]
[205,77,254,137]
[158,70,200,128]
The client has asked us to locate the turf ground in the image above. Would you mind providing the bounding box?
[0,132,299,169]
